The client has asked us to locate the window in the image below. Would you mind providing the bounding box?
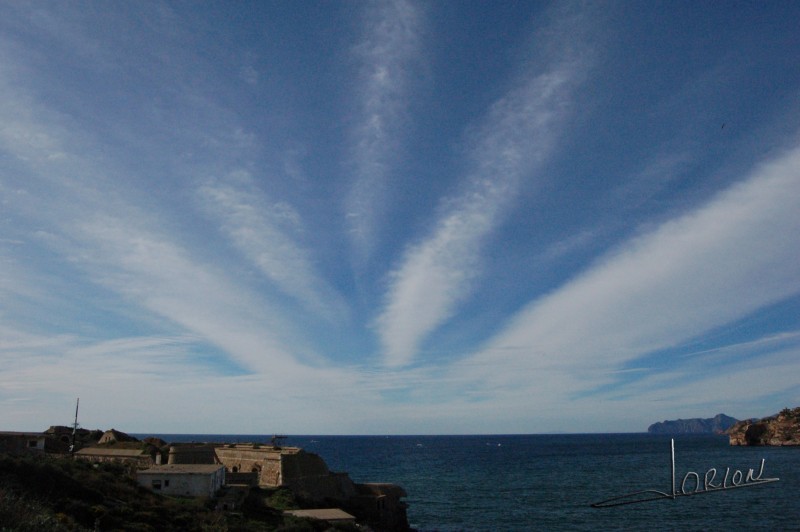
[164,480,170,487]
[28,440,38,448]
[152,480,162,490]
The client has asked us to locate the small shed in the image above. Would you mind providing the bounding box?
[137,464,225,498]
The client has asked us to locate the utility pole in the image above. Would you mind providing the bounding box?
[70,398,79,455]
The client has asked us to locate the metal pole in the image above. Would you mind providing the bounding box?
[671,438,676,499]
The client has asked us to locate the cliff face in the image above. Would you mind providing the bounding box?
[648,413,738,434]
[727,407,800,446]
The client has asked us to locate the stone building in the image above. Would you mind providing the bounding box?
[74,447,155,468]
[167,444,217,465]
[168,442,410,531]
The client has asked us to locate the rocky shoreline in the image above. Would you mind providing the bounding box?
[726,407,800,446]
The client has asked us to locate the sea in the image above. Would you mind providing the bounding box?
[144,433,799,531]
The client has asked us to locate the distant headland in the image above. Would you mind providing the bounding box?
[647,413,739,434]
[648,407,800,446]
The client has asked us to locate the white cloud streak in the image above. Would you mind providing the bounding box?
[377,19,590,367]
[0,28,392,434]
[69,215,306,372]
[197,172,349,322]
[592,340,800,429]
[458,142,800,398]
[346,0,424,264]
[0,329,377,433]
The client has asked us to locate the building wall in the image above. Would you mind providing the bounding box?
[167,445,218,465]
[137,467,225,498]
[0,433,46,455]
[225,471,258,486]
[74,450,154,468]
[213,445,284,487]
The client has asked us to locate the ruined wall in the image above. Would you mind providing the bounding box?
[213,445,284,487]
[212,445,356,501]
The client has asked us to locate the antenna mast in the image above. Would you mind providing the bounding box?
[70,398,80,454]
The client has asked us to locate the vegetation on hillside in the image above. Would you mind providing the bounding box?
[727,406,800,446]
[0,453,358,531]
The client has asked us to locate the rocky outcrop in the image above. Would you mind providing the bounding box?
[648,413,738,434]
[727,407,800,446]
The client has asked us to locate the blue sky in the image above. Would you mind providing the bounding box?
[1,1,799,434]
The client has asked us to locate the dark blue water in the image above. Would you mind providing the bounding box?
[146,433,799,530]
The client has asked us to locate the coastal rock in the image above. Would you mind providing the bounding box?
[647,413,738,434]
[727,407,800,446]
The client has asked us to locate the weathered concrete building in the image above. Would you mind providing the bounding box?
[137,464,225,498]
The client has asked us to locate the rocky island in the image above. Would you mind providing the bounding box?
[727,407,800,446]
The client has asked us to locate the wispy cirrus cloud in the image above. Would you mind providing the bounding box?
[197,172,348,322]
[0,86,298,386]
[590,337,800,428]
[2,2,798,435]
[0,37,379,431]
[345,0,424,265]
[0,329,368,433]
[377,12,592,367]
[457,141,800,402]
